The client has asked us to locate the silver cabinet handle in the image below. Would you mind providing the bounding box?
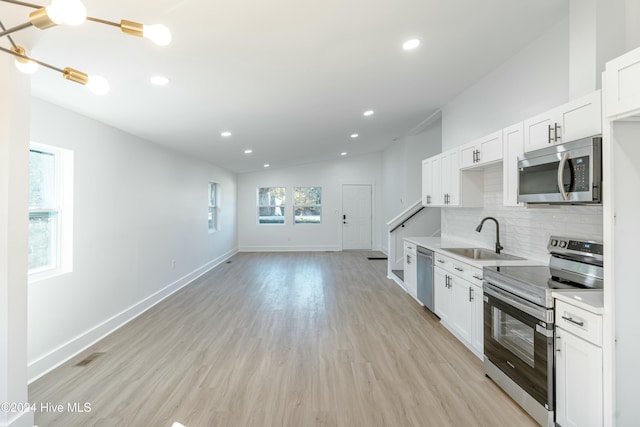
[454,266,463,272]
[558,152,571,201]
[437,259,445,264]
[469,287,474,302]
[556,335,561,352]
[473,274,482,281]
[548,124,553,144]
[554,123,561,142]
[426,195,431,204]
[561,315,584,327]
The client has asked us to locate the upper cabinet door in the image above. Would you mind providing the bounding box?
[605,45,640,119]
[502,122,524,207]
[524,110,557,152]
[558,90,602,142]
[524,90,602,153]
[459,142,477,169]
[421,158,433,206]
[459,130,503,169]
[476,130,503,165]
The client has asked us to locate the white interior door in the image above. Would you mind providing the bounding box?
[342,184,372,250]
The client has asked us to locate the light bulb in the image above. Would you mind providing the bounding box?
[143,24,172,46]
[10,46,39,75]
[86,76,109,95]
[15,59,39,75]
[46,0,87,26]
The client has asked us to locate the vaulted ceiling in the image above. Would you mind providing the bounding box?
[1,0,569,173]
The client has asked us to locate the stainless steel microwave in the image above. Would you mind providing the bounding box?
[517,136,602,204]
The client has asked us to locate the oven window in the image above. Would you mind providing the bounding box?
[492,307,535,368]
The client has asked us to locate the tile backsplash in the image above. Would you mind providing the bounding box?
[441,164,603,263]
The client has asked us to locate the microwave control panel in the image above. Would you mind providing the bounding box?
[570,156,590,191]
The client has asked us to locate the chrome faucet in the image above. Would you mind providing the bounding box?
[476,216,504,254]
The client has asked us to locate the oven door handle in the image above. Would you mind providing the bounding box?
[483,283,549,323]
[558,152,571,201]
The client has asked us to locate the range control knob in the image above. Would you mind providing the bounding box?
[559,241,567,248]
[550,239,558,246]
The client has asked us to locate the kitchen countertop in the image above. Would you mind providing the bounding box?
[403,236,545,269]
[552,290,604,315]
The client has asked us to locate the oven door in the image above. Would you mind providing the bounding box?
[483,283,554,410]
[517,136,601,204]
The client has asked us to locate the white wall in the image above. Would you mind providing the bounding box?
[237,152,383,252]
[442,165,603,263]
[381,120,442,251]
[28,99,238,381]
[1,57,33,427]
[442,18,570,151]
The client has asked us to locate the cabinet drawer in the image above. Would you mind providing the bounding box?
[555,299,602,347]
[434,253,451,270]
[465,266,483,286]
[403,241,417,255]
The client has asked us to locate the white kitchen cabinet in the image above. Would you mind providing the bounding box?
[403,241,417,298]
[470,282,483,356]
[524,90,602,152]
[421,148,483,208]
[450,275,472,344]
[502,122,524,207]
[555,299,603,427]
[460,130,503,169]
[434,266,452,323]
[421,158,433,206]
[605,45,640,119]
[440,149,459,205]
[433,253,484,359]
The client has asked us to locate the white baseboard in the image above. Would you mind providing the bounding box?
[238,245,341,252]
[27,248,238,383]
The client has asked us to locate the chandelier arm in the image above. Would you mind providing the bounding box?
[0,20,18,47]
[0,21,33,38]
[0,0,40,8]
[0,45,65,73]
[86,16,120,28]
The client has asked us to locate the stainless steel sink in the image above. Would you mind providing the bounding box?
[441,247,526,261]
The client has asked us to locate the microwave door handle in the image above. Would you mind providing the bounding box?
[558,152,571,201]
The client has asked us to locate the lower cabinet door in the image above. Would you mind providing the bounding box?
[450,277,472,344]
[555,327,603,427]
[434,268,451,323]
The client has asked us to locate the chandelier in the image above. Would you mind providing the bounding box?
[0,0,171,94]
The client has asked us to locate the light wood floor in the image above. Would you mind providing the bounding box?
[30,251,538,427]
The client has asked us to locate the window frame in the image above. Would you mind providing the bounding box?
[208,181,220,233]
[257,187,286,225]
[293,186,322,225]
[28,142,73,282]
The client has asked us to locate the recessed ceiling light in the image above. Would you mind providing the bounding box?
[150,75,170,86]
[244,149,253,154]
[264,164,270,168]
[351,133,359,138]
[341,152,348,156]
[363,110,374,117]
[221,131,232,137]
[402,38,421,51]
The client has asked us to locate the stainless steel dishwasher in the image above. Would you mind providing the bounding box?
[416,246,435,313]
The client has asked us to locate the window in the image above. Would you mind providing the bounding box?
[294,187,322,224]
[258,187,286,224]
[29,143,73,278]
[208,182,220,232]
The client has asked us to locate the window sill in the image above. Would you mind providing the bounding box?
[28,268,71,284]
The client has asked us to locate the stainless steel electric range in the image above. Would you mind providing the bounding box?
[482,236,603,427]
